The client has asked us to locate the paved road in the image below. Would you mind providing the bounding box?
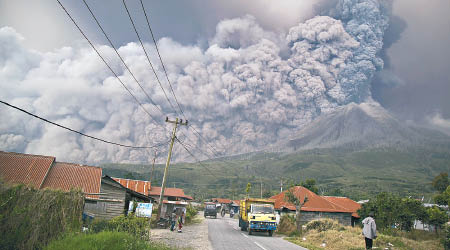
[207,215,308,250]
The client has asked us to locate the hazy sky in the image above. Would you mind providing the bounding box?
[0,0,449,164]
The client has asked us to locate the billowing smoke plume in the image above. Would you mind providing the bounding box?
[0,0,392,164]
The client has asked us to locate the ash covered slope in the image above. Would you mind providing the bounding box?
[284,102,450,151]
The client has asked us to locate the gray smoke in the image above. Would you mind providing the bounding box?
[0,0,392,164]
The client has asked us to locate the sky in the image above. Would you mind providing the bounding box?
[0,0,449,165]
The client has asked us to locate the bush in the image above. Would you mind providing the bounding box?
[305,219,341,232]
[185,204,198,224]
[277,214,297,235]
[89,214,150,239]
[0,183,83,250]
[444,224,450,250]
[44,231,173,250]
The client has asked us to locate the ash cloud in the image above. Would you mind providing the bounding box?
[0,0,392,164]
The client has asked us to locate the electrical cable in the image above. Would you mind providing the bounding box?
[0,100,168,149]
[81,0,163,114]
[175,137,219,179]
[122,0,177,114]
[56,0,161,125]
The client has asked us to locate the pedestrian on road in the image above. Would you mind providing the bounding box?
[170,209,177,231]
[362,212,377,250]
[178,211,185,233]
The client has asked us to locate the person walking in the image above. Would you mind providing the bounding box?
[170,209,177,231]
[362,212,377,250]
[177,211,185,233]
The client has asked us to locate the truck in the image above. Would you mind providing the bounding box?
[238,198,277,236]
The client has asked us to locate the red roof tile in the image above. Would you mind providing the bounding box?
[0,151,55,189]
[149,186,192,200]
[323,196,361,218]
[212,198,232,204]
[41,162,102,199]
[233,200,240,206]
[270,186,351,214]
[112,177,151,196]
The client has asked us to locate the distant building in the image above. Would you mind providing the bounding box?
[270,186,361,226]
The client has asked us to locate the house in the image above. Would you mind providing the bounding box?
[270,186,361,226]
[112,177,193,219]
[0,151,150,220]
[211,198,233,212]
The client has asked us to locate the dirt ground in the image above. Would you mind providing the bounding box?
[150,213,212,250]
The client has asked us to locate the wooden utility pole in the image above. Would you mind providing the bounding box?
[156,117,187,220]
[149,151,157,184]
[260,176,263,198]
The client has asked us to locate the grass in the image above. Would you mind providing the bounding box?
[286,219,443,250]
[44,231,174,250]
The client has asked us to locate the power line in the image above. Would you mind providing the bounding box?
[122,0,177,114]
[57,0,160,125]
[139,0,185,118]
[81,0,163,114]
[175,137,219,179]
[0,100,168,149]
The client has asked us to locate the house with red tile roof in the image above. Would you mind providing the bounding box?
[148,186,193,201]
[270,186,361,226]
[0,151,150,220]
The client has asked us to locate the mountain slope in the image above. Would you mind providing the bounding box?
[283,102,450,152]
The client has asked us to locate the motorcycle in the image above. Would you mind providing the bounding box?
[230,210,235,218]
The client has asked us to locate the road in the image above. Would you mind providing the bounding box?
[207,215,308,250]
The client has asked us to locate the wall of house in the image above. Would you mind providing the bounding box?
[280,210,352,226]
[84,182,126,220]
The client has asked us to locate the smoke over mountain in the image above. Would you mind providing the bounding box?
[0,0,393,164]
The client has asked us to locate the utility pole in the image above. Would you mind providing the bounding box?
[156,117,187,220]
[260,176,263,198]
[149,151,157,185]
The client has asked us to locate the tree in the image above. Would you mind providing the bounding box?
[285,187,308,234]
[124,172,135,180]
[425,206,448,234]
[300,179,318,194]
[432,172,449,193]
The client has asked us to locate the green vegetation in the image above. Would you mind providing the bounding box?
[44,231,173,250]
[287,219,443,250]
[89,214,150,239]
[102,147,450,201]
[0,182,83,250]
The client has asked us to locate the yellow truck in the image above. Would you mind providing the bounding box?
[239,198,277,236]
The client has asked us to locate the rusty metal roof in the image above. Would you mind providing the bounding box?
[112,177,151,196]
[0,151,55,189]
[149,186,193,200]
[323,196,362,218]
[41,162,102,199]
[270,186,352,214]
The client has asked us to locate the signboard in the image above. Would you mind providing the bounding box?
[128,202,153,218]
[136,203,153,218]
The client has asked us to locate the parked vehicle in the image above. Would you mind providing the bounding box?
[204,202,217,218]
[239,198,277,236]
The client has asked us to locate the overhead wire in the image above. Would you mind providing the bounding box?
[81,0,163,114]
[175,137,219,180]
[0,100,168,149]
[138,1,228,160]
[122,0,177,113]
[56,0,160,126]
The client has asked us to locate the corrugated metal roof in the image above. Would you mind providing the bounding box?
[41,162,102,199]
[270,186,352,214]
[0,151,55,189]
[112,177,151,196]
[149,186,193,200]
[323,196,361,218]
[212,198,232,204]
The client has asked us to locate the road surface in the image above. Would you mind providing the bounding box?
[207,215,308,250]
